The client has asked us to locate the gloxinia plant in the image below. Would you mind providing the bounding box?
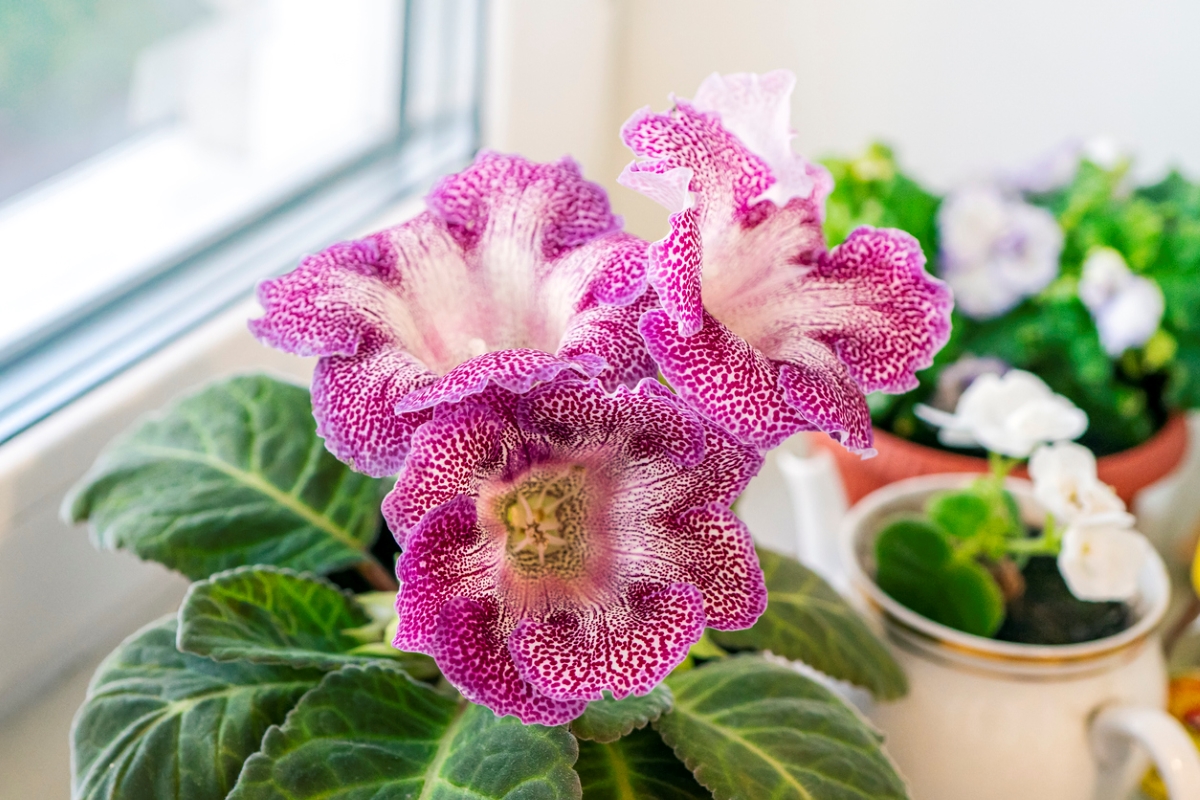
[875,369,1151,639]
[826,142,1200,455]
[66,375,910,800]
[63,69,956,800]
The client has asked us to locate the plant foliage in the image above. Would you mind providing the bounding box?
[67,376,911,799]
[825,144,1200,454]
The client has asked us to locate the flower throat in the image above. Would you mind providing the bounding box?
[497,464,590,578]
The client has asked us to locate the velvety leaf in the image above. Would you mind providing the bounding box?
[927,491,991,539]
[656,656,908,800]
[709,548,906,700]
[875,518,1005,637]
[178,566,428,673]
[570,685,674,743]
[71,616,322,800]
[66,375,385,579]
[228,664,582,799]
[577,726,710,799]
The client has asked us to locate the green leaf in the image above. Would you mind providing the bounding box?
[71,616,322,800]
[875,519,1005,637]
[570,685,674,743]
[927,491,991,539]
[229,664,582,799]
[709,548,907,700]
[178,566,432,676]
[577,727,710,799]
[66,375,384,580]
[656,656,908,800]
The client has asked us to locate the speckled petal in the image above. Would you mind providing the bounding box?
[310,338,435,477]
[382,404,504,546]
[562,232,651,309]
[649,207,705,336]
[249,234,399,358]
[691,70,815,208]
[433,596,588,726]
[429,150,620,260]
[621,101,774,228]
[775,339,875,454]
[771,227,953,394]
[619,74,951,459]
[557,292,659,392]
[623,503,766,631]
[509,582,705,702]
[640,309,812,450]
[518,378,706,468]
[393,496,498,653]
[620,76,829,335]
[393,349,603,413]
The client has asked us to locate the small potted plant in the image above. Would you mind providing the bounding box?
[838,369,1200,799]
[813,144,1196,504]
[62,71,961,800]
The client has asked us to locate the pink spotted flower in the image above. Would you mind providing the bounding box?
[619,71,953,453]
[250,153,656,477]
[383,379,766,725]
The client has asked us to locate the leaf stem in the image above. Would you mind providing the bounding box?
[356,557,399,592]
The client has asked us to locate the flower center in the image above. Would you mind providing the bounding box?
[506,487,568,564]
[495,464,591,578]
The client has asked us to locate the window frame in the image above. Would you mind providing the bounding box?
[0,0,486,445]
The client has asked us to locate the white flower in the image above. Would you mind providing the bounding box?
[1057,521,1149,601]
[937,185,1064,319]
[931,355,1008,412]
[1078,247,1165,356]
[915,369,1088,457]
[1028,441,1133,527]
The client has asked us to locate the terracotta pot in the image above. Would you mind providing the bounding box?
[810,413,1188,506]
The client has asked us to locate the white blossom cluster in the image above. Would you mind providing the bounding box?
[917,369,1149,601]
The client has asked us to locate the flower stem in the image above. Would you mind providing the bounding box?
[1004,536,1059,556]
[356,556,399,592]
[988,451,1020,481]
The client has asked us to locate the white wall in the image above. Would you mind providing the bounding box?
[487,0,1200,240]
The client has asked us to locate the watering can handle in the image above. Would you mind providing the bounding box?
[1091,703,1200,798]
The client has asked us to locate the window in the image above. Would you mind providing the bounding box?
[0,0,484,443]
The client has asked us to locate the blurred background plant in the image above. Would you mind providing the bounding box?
[826,143,1200,456]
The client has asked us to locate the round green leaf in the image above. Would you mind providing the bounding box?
[66,375,384,580]
[229,664,582,799]
[570,685,674,743]
[71,616,323,800]
[875,519,1005,637]
[926,491,991,539]
[709,548,907,699]
[576,726,709,799]
[656,655,909,800]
